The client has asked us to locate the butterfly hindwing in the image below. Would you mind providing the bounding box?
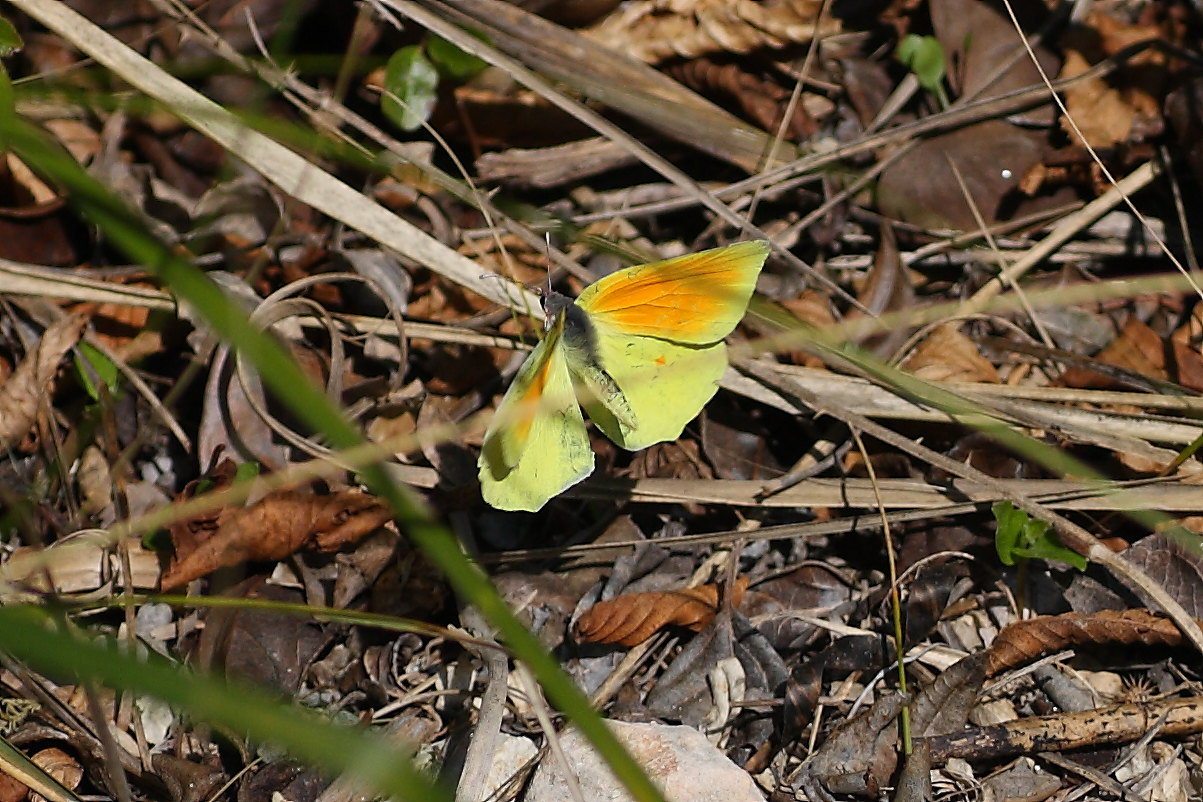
[574,322,728,450]
[478,318,594,512]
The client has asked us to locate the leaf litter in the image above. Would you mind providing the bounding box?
[1,0,1203,800]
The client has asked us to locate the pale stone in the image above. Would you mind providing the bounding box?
[525,720,763,802]
[482,734,538,800]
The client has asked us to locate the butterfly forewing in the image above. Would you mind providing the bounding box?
[575,241,768,344]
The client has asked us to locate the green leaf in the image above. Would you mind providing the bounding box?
[897,34,946,94]
[73,341,121,401]
[0,16,23,58]
[0,16,17,147]
[992,501,1087,571]
[993,500,1023,565]
[234,460,261,482]
[381,46,439,132]
[426,34,487,82]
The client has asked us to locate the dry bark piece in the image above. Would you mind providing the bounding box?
[925,696,1203,764]
[160,488,392,589]
[894,739,932,802]
[573,576,749,646]
[475,137,641,188]
[0,314,87,449]
[985,609,1189,678]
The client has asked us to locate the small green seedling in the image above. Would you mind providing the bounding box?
[381,46,439,132]
[993,500,1087,570]
[897,34,949,109]
[382,32,489,132]
[73,341,121,402]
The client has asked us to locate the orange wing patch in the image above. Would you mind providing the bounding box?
[511,354,553,443]
[577,241,767,343]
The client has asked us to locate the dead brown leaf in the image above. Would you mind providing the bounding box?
[574,576,749,646]
[1124,531,1203,619]
[1170,305,1203,391]
[902,323,1000,384]
[160,484,392,590]
[666,57,818,140]
[985,609,1187,678]
[1058,11,1167,150]
[0,314,86,450]
[626,438,713,482]
[0,772,26,802]
[876,120,1052,230]
[1061,317,1167,388]
[70,283,158,359]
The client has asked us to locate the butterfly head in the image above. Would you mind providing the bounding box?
[540,289,574,331]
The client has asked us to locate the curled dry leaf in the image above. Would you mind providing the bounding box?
[0,314,86,449]
[574,576,748,647]
[584,0,839,64]
[30,747,82,802]
[1,531,160,599]
[986,609,1187,678]
[160,489,393,590]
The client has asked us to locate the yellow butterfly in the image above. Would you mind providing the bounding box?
[478,241,769,512]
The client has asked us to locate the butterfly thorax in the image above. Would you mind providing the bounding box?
[550,292,638,431]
